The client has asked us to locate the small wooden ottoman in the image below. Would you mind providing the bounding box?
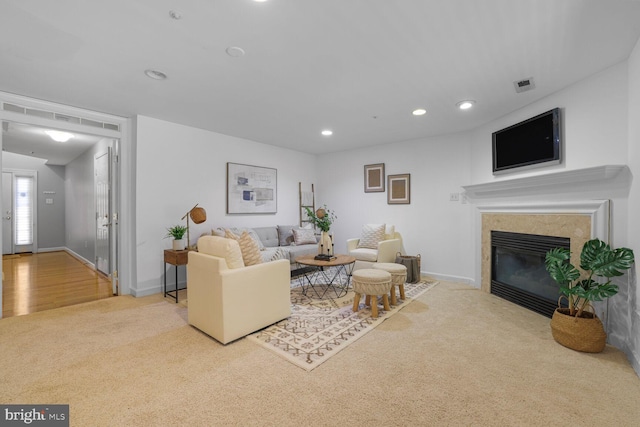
[373,262,407,305]
[352,269,392,318]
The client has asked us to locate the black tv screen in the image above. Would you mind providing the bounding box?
[492,108,561,174]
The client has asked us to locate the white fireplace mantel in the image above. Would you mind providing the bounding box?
[462,165,630,199]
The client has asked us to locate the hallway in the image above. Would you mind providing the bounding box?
[2,251,113,318]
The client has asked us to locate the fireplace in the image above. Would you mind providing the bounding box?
[491,231,569,318]
[479,205,603,320]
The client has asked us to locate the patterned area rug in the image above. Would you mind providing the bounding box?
[247,279,438,371]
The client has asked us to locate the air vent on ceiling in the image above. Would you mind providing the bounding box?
[513,77,535,93]
[54,113,81,124]
[2,102,120,132]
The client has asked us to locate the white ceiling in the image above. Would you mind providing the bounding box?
[1,0,640,158]
[2,122,104,166]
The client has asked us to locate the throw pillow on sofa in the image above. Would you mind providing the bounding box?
[227,227,265,250]
[278,224,313,246]
[225,229,263,266]
[357,223,386,249]
[197,235,245,269]
[277,225,297,246]
[292,228,316,245]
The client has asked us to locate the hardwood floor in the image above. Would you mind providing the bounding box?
[2,251,113,318]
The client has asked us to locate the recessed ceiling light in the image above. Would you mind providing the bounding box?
[412,108,427,116]
[144,69,167,80]
[45,130,74,142]
[169,10,182,20]
[225,46,246,58]
[456,100,476,110]
[321,130,333,136]
[254,0,269,2]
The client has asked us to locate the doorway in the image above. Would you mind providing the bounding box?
[1,121,120,316]
[0,93,133,319]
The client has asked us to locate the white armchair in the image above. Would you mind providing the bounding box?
[346,224,404,271]
[187,236,291,344]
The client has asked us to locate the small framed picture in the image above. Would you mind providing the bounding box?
[387,173,411,204]
[364,163,385,193]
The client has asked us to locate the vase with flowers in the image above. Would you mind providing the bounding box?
[304,206,337,256]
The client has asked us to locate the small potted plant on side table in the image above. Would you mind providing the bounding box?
[166,225,188,251]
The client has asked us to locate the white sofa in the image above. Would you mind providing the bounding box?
[346,224,404,271]
[187,235,291,344]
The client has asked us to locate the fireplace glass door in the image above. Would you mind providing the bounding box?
[491,231,569,318]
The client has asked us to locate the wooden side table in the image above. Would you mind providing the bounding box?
[164,249,189,303]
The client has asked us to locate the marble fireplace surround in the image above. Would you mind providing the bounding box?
[478,200,609,295]
[463,166,628,297]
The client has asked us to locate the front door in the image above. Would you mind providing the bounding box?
[13,173,35,253]
[2,170,36,254]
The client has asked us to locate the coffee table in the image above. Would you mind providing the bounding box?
[294,254,356,299]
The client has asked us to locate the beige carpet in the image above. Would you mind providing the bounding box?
[1,280,639,426]
[248,280,437,371]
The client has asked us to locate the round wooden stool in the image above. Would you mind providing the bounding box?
[352,269,392,318]
[373,262,407,305]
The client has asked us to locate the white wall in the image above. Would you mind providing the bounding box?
[317,63,631,288]
[470,61,630,184]
[317,132,475,284]
[65,138,112,263]
[134,116,317,295]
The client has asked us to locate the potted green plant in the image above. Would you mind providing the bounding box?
[166,225,188,250]
[545,238,634,353]
[304,206,337,255]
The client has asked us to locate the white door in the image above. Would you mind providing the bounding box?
[95,149,110,277]
[13,173,35,253]
[2,171,12,254]
[2,170,36,254]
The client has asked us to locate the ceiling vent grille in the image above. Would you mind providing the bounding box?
[513,77,535,93]
[54,113,81,124]
[2,102,120,131]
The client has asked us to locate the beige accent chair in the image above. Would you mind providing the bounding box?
[187,236,291,344]
[346,224,404,271]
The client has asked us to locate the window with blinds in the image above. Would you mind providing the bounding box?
[14,175,34,245]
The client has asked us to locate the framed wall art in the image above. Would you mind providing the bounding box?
[387,173,411,204]
[364,163,385,193]
[227,162,277,214]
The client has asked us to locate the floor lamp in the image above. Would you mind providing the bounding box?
[182,204,207,250]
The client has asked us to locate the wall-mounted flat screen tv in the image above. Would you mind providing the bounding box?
[492,108,561,174]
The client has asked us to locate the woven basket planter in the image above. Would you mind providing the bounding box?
[550,307,607,353]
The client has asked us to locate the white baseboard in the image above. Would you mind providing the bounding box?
[65,249,94,268]
[63,248,95,269]
[33,247,96,269]
[131,277,187,298]
[423,271,477,288]
[37,246,66,253]
[130,285,162,298]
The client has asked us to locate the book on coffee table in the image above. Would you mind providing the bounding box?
[314,254,337,261]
